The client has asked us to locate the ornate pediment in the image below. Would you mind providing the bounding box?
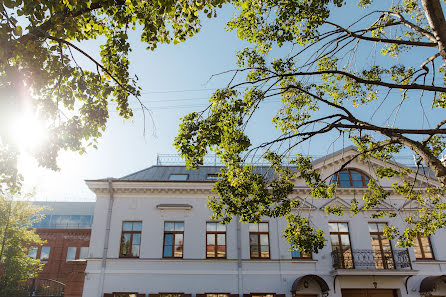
[320,197,351,210]
[292,196,317,210]
[361,200,397,212]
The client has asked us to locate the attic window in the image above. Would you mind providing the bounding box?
[168,174,188,181]
[330,169,370,187]
[206,174,221,180]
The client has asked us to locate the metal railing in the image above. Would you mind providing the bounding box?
[331,249,412,270]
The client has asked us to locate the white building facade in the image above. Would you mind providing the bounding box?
[83,148,446,297]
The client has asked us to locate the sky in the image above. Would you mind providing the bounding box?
[17,3,446,202]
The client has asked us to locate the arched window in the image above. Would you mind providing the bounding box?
[330,169,370,187]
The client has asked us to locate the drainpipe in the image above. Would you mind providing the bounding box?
[236,217,243,295]
[97,178,115,297]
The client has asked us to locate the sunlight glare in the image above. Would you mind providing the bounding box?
[12,111,48,151]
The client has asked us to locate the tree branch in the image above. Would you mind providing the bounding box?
[421,0,446,61]
[326,21,437,47]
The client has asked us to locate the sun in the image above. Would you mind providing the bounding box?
[12,111,48,151]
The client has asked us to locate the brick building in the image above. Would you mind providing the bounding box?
[30,201,94,297]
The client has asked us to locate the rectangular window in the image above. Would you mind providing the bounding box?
[414,233,434,260]
[329,222,353,268]
[249,222,270,259]
[168,174,188,181]
[251,294,275,297]
[291,249,311,259]
[28,246,38,259]
[40,246,51,262]
[206,222,226,258]
[163,221,184,258]
[120,221,142,258]
[206,294,229,297]
[66,247,77,261]
[79,247,89,260]
[368,222,394,269]
[160,293,183,297]
[113,293,138,297]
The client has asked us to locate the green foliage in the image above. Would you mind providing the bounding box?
[176,0,446,253]
[0,0,228,192]
[0,194,45,296]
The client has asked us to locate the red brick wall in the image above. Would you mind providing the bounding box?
[35,228,91,296]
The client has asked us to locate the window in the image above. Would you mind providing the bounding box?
[414,233,434,260]
[206,174,221,180]
[329,222,353,268]
[120,221,142,258]
[206,222,226,258]
[79,247,89,260]
[28,246,38,259]
[251,294,274,297]
[66,247,77,261]
[163,221,184,258]
[249,222,270,259]
[330,169,370,187]
[205,294,229,297]
[368,222,394,269]
[160,293,183,297]
[168,174,188,181]
[291,249,311,259]
[113,293,138,297]
[40,246,51,262]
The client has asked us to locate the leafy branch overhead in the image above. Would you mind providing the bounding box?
[0,0,225,193]
[175,0,446,253]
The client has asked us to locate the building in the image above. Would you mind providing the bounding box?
[30,201,95,297]
[82,147,446,297]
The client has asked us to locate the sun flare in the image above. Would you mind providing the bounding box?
[12,112,48,151]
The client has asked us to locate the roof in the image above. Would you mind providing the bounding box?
[117,165,279,182]
[32,201,95,215]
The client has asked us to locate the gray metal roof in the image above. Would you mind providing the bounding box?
[118,165,282,181]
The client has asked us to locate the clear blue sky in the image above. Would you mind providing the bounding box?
[20,3,445,201]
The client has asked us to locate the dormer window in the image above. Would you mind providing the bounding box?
[168,174,188,181]
[330,169,370,187]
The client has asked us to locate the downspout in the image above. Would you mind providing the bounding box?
[97,178,115,297]
[236,217,243,295]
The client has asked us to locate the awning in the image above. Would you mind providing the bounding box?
[420,275,446,295]
[291,274,329,296]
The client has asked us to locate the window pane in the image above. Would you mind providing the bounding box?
[216,223,226,232]
[175,222,184,231]
[164,234,173,245]
[350,171,362,180]
[330,234,339,246]
[339,171,350,180]
[260,245,270,257]
[163,245,173,257]
[352,180,363,187]
[250,234,259,246]
[175,234,184,246]
[249,223,258,232]
[340,179,351,187]
[207,234,215,245]
[66,247,76,261]
[260,234,269,245]
[174,244,183,257]
[368,223,378,232]
[338,223,348,232]
[28,246,38,259]
[217,234,226,245]
[291,250,301,258]
[169,174,188,180]
[40,246,50,261]
[133,222,142,231]
[328,223,338,232]
[340,234,350,246]
[79,247,89,260]
[132,233,141,245]
[378,223,387,232]
[217,245,226,257]
[165,222,175,231]
[250,245,259,258]
[207,222,217,232]
[123,222,133,231]
[207,244,215,257]
[259,222,268,232]
[131,245,140,257]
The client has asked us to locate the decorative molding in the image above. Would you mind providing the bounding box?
[292,196,317,210]
[156,204,193,210]
[320,197,351,210]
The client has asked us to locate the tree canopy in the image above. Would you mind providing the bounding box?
[0,0,226,194]
[175,0,446,253]
[0,194,45,296]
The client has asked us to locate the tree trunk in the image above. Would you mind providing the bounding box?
[422,0,446,61]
